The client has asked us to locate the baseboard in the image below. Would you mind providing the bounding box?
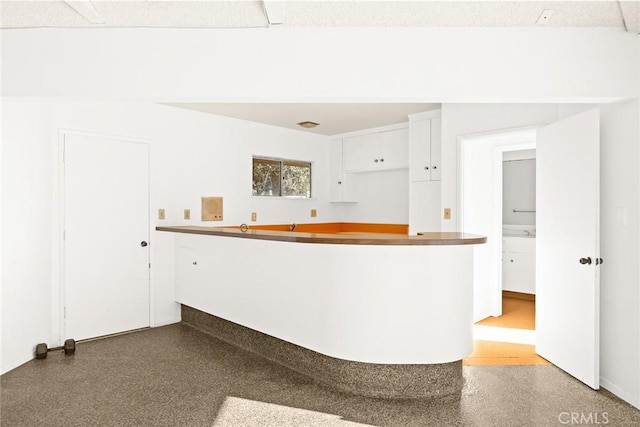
[503,290,536,301]
[181,304,462,399]
[152,317,182,328]
[1,351,34,376]
[600,376,640,410]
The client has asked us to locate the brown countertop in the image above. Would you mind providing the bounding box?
[156,226,487,246]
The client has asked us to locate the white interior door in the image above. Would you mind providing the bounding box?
[536,109,600,389]
[64,132,150,341]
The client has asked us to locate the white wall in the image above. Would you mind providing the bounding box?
[2,28,637,101]
[460,127,536,322]
[1,101,53,373]
[442,104,558,231]
[340,170,409,224]
[450,101,640,408]
[503,158,536,226]
[1,100,334,374]
[598,99,640,407]
[1,25,639,408]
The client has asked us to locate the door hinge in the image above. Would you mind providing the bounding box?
[63,230,66,241]
[62,149,65,163]
[149,263,151,269]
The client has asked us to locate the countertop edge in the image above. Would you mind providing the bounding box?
[156,226,487,246]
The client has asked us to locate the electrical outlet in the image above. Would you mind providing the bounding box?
[444,208,451,220]
[158,209,165,220]
[184,209,190,220]
[311,209,317,218]
[251,212,257,222]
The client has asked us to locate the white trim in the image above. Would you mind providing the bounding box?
[153,317,182,328]
[600,377,640,410]
[1,351,37,375]
[408,109,442,122]
[458,126,537,320]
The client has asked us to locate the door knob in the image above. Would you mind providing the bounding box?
[140,241,148,247]
[579,257,592,265]
[596,258,604,265]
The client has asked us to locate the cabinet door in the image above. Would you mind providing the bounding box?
[430,117,442,181]
[377,128,409,170]
[503,252,535,294]
[329,138,344,202]
[175,246,200,304]
[343,133,379,172]
[410,119,431,181]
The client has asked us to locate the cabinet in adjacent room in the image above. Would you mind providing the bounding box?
[408,110,442,235]
[329,138,356,202]
[343,127,409,172]
[409,114,441,182]
[502,237,536,294]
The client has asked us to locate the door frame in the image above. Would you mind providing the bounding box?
[53,129,151,345]
[458,126,538,322]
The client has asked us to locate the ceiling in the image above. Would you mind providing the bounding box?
[164,103,441,135]
[0,1,635,30]
[2,1,637,135]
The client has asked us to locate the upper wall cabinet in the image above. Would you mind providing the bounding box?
[409,113,441,182]
[343,127,409,173]
[329,138,356,203]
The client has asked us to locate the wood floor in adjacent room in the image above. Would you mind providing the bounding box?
[464,292,550,366]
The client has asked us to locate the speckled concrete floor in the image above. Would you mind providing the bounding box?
[2,324,639,427]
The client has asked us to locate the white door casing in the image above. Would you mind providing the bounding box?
[536,109,600,389]
[460,129,536,322]
[63,132,150,341]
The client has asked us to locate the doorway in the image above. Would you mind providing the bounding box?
[460,130,540,365]
[459,128,536,323]
[494,149,537,342]
[61,131,150,342]
[460,109,601,389]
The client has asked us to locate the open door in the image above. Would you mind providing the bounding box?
[536,109,600,389]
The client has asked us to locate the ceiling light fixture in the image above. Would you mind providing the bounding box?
[297,121,320,129]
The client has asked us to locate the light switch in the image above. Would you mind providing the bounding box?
[158,209,165,220]
[251,212,257,222]
[444,208,451,220]
[184,209,191,220]
[311,209,317,218]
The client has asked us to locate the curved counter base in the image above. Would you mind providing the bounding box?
[182,304,462,399]
[158,227,486,399]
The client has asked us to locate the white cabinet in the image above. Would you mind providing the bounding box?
[329,138,355,202]
[502,237,536,294]
[343,127,408,172]
[410,115,441,182]
[430,117,442,181]
[408,110,442,235]
[175,246,202,303]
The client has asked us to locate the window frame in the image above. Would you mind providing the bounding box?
[252,156,312,199]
